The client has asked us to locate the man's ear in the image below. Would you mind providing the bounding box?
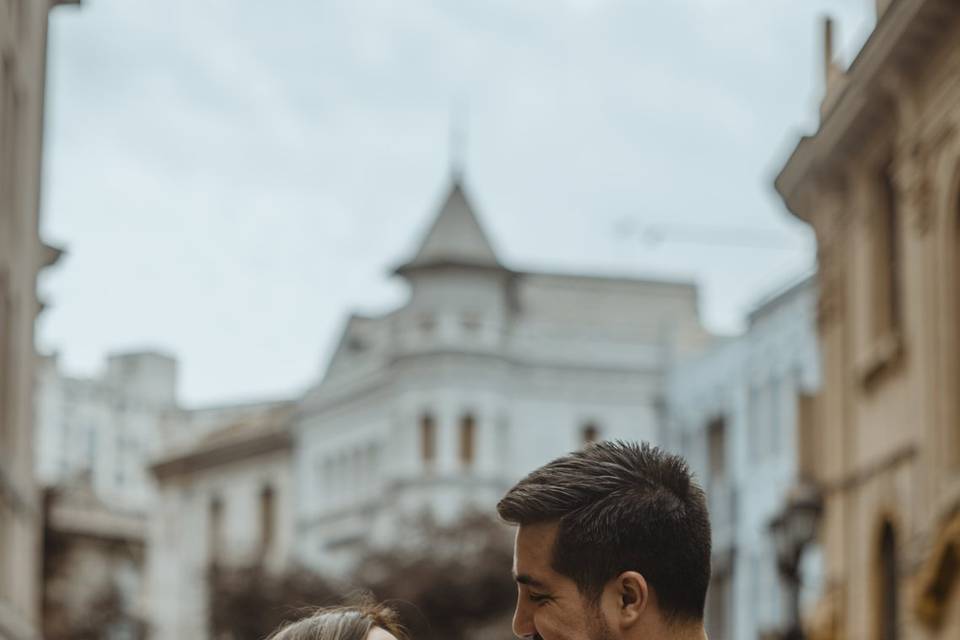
[614,571,649,627]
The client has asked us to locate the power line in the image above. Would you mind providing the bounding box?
[615,219,808,251]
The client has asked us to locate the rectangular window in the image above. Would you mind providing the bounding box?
[459,414,475,467]
[461,313,483,333]
[874,163,901,340]
[418,314,436,335]
[260,486,275,556]
[421,414,436,466]
[209,496,224,564]
[796,391,819,482]
[748,385,761,461]
[768,377,781,456]
[707,417,727,480]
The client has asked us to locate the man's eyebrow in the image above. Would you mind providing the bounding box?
[513,572,548,589]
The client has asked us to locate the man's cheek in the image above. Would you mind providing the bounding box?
[533,615,562,640]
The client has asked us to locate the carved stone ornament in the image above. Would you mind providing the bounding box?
[816,249,843,329]
[902,122,959,236]
[895,143,935,236]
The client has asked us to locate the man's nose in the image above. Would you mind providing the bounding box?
[512,598,536,639]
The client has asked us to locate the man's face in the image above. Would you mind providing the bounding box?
[511,522,615,640]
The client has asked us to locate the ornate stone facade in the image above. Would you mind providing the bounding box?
[775,1,960,638]
[0,2,74,638]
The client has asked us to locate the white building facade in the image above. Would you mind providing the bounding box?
[34,352,296,639]
[1,2,76,636]
[34,352,179,512]
[141,175,712,639]
[663,275,822,640]
[294,178,709,572]
[147,405,296,640]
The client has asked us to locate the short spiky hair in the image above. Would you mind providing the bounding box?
[497,441,711,622]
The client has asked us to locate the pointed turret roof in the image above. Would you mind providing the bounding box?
[396,179,502,274]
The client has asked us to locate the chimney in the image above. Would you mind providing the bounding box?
[819,16,847,119]
[823,17,834,88]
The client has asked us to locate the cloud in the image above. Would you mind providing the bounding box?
[40,0,868,403]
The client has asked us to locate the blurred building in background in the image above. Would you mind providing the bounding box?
[35,351,178,511]
[294,177,708,570]
[0,1,74,638]
[41,482,146,640]
[776,0,960,638]
[33,348,292,638]
[665,275,821,640]
[33,352,178,639]
[148,404,295,640]
[140,176,711,639]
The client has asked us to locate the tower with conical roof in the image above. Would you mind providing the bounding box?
[393,176,515,351]
[396,178,503,274]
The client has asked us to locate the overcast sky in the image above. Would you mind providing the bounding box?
[39,0,874,406]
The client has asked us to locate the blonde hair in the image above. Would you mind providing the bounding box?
[266,602,407,640]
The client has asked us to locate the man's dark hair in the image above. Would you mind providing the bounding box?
[496,440,711,623]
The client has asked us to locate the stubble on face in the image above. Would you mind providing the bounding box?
[513,523,617,640]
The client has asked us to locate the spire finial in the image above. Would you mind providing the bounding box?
[450,96,467,181]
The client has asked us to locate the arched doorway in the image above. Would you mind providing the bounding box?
[877,521,899,640]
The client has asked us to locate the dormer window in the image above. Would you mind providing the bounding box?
[461,312,483,333]
[421,414,436,466]
[418,314,436,334]
[347,336,367,353]
[460,413,476,468]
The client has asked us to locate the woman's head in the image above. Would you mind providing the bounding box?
[267,603,407,640]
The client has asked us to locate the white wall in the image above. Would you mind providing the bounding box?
[147,448,293,640]
[294,265,689,574]
[665,276,821,640]
[34,352,178,511]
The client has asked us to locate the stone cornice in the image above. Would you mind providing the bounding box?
[47,500,146,543]
[776,0,960,220]
[152,430,291,481]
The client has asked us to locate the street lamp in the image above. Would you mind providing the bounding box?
[769,480,823,640]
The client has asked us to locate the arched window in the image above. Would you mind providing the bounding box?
[421,414,436,466]
[878,522,899,640]
[259,485,275,556]
[460,414,476,468]
[582,424,600,446]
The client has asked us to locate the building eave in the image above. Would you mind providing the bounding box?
[775,0,960,220]
[393,259,515,278]
[152,430,292,481]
